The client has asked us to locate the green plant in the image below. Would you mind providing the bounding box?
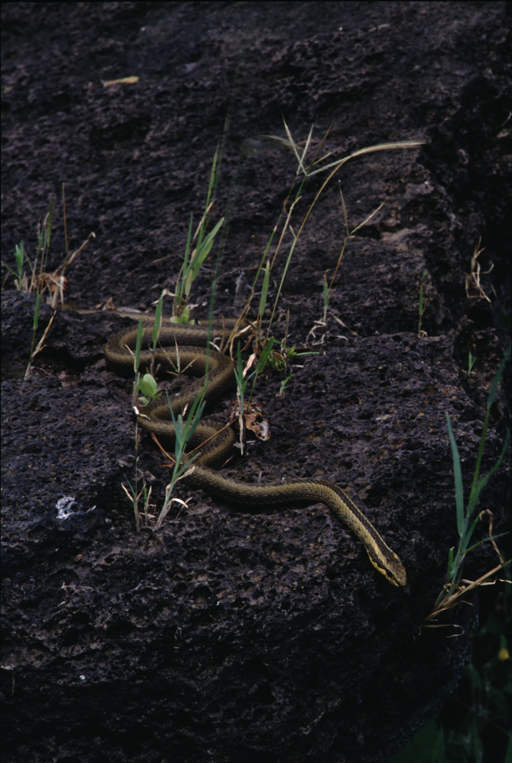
[425,343,511,623]
[123,292,216,528]
[130,297,164,405]
[390,581,511,763]
[122,477,154,531]
[2,198,56,294]
[467,351,476,375]
[122,298,165,528]
[8,241,28,289]
[154,391,207,527]
[250,261,315,377]
[120,143,232,527]
[2,188,94,379]
[137,373,161,405]
[123,128,426,525]
[254,122,424,339]
[123,318,148,529]
[230,122,423,354]
[2,186,94,306]
[19,202,57,379]
[319,183,387,327]
[278,373,293,397]
[172,151,224,323]
[1,199,58,379]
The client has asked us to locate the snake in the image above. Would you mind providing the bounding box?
[105,318,407,587]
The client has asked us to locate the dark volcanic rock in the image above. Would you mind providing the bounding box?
[1,2,510,762]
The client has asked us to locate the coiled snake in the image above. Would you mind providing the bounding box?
[105,318,407,587]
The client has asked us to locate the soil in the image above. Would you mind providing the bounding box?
[1,3,511,762]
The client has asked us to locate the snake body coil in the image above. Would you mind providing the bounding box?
[105,319,407,587]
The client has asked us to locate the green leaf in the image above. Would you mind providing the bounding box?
[467,429,510,518]
[188,217,224,286]
[15,241,25,278]
[234,343,247,396]
[183,214,194,271]
[445,412,465,537]
[446,546,455,580]
[152,296,163,347]
[138,374,158,399]
[322,275,329,308]
[256,337,275,374]
[259,262,270,320]
[32,292,41,331]
[279,374,293,395]
[465,534,510,556]
[170,308,190,324]
[134,318,144,372]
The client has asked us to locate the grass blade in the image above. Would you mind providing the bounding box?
[258,262,270,321]
[152,297,163,348]
[134,318,144,372]
[445,412,465,537]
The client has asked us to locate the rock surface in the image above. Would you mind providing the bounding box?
[1,3,510,761]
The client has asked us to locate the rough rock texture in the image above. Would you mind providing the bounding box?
[1,3,510,762]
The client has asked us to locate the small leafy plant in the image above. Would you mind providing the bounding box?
[424,343,511,624]
[241,121,424,345]
[392,581,511,763]
[126,386,208,530]
[123,294,213,529]
[2,187,94,379]
[2,198,57,297]
[2,187,95,307]
[171,150,224,323]
[152,391,207,528]
[130,297,164,406]
[2,199,59,379]
[123,127,427,526]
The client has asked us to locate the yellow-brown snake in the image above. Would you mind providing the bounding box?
[105,319,407,586]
